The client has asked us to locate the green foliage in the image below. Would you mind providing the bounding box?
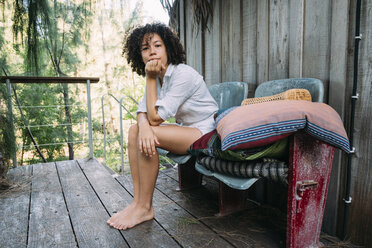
[12,0,27,44]
[1,0,148,171]
[0,0,94,164]
[94,132,127,173]
[10,0,93,75]
[13,83,65,161]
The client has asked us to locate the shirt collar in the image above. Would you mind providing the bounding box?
[164,64,175,78]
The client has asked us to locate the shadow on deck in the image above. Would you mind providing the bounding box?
[0,159,353,248]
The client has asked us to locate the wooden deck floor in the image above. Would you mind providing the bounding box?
[0,159,348,248]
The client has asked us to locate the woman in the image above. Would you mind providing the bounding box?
[107,23,218,230]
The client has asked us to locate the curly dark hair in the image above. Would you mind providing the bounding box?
[123,23,186,76]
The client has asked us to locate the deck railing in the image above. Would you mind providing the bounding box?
[100,93,174,174]
[1,76,99,167]
[100,93,138,173]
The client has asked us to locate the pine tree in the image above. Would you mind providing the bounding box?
[1,0,145,169]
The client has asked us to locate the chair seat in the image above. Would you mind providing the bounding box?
[157,148,192,164]
[195,162,258,190]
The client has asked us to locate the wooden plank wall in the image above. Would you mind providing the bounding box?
[343,0,372,246]
[179,0,372,246]
[204,0,221,87]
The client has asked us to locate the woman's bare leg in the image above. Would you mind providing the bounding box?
[152,125,202,154]
[107,132,159,230]
[108,125,202,230]
[112,146,159,230]
[126,124,141,202]
[107,124,141,227]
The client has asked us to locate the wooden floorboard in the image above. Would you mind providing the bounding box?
[116,173,234,248]
[0,165,32,248]
[157,170,285,247]
[161,166,179,181]
[76,158,179,248]
[28,162,76,248]
[56,160,128,248]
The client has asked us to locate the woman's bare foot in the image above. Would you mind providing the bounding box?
[107,201,136,226]
[107,204,154,230]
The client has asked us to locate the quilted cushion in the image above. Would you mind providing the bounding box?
[216,100,350,153]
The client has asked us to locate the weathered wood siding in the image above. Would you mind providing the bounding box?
[343,0,372,246]
[179,0,372,246]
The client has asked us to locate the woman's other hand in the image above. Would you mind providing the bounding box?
[138,121,160,157]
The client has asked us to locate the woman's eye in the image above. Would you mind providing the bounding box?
[155,44,161,48]
[142,47,148,51]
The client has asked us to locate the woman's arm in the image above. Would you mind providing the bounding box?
[145,76,163,126]
[145,60,166,126]
[137,112,159,157]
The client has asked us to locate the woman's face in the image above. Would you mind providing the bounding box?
[141,33,168,67]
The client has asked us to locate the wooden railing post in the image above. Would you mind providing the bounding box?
[5,79,17,167]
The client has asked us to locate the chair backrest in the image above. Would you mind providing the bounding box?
[254,78,324,102]
[208,81,249,109]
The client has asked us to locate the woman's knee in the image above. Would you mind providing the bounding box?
[128,124,138,147]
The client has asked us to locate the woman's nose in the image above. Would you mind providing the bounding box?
[149,46,156,55]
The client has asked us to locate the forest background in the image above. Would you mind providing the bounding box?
[0,0,169,173]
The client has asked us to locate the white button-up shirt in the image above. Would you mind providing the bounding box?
[137,64,218,134]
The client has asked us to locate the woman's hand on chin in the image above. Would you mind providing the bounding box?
[145,60,166,79]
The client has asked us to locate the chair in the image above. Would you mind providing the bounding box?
[194,78,332,247]
[208,81,249,109]
[254,78,324,102]
[159,81,249,190]
[195,78,325,208]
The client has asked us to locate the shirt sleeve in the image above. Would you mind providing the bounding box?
[136,90,147,115]
[155,68,200,121]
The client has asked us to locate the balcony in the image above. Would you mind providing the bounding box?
[0,77,348,248]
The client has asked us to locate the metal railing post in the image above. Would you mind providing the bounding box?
[87,79,93,159]
[101,94,107,164]
[6,79,17,167]
[100,93,137,170]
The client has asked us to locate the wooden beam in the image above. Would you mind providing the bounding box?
[242,0,258,96]
[324,0,350,235]
[269,0,289,80]
[302,0,331,101]
[204,0,221,86]
[0,76,99,84]
[288,0,304,78]
[257,0,270,84]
